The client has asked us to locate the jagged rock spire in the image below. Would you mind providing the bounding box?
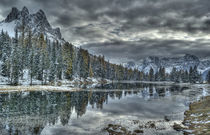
[2,6,63,40]
[36,9,46,20]
[5,7,20,22]
[21,6,29,18]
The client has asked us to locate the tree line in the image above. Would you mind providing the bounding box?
[0,27,209,85]
[0,28,142,85]
[145,66,204,83]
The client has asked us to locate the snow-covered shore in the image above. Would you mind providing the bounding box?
[0,85,80,92]
[0,76,112,92]
[0,79,209,93]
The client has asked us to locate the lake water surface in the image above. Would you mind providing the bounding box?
[0,83,208,135]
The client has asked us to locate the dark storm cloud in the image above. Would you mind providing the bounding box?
[82,39,210,63]
[0,0,210,61]
[0,0,18,17]
[1,0,210,31]
[0,0,17,6]
[1,0,210,33]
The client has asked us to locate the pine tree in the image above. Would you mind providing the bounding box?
[37,34,46,82]
[176,70,182,83]
[160,67,166,81]
[170,67,177,82]
[29,47,35,85]
[57,42,63,80]
[192,66,199,83]
[20,24,26,79]
[189,66,193,83]
[11,29,20,85]
[49,41,57,83]
[89,64,94,78]
[189,66,199,83]
[0,30,4,59]
[139,71,144,81]
[198,72,203,83]
[206,71,210,84]
[149,67,154,81]
[1,32,11,78]
[63,42,74,79]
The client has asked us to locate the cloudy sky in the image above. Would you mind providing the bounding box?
[0,0,210,63]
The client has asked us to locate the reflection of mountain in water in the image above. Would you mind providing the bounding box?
[0,84,189,135]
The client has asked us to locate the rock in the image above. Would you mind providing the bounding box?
[164,115,170,122]
[133,129,143,134]
[105,124,137,135]
[145,121,156,128]
[21,6,29,18]
[3,6,63,41]
[5,7,20,22]
[173,123,184,131]
[133,120,139,124]
[149,123,156,128]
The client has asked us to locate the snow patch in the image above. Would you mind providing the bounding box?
[0,21,16,37]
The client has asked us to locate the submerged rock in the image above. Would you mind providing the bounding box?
[104,124,143,135]
[164,115,171,122]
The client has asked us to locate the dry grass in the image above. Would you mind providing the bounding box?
[183,96,210,135]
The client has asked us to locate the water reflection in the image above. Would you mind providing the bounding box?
[0,83,192,135]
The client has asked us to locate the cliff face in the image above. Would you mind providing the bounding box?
[1,6,63,41]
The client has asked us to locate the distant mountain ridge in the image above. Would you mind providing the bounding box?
[124,54,210,78]
[0,6,64,42]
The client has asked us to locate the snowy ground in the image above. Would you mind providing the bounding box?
[0,77,209,93]
[0,74,113,92]
[0,85,81,92]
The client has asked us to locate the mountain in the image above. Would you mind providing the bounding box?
[124,54,210,78]
[0,6,209,84]
[0,6,64,43]
[0,6,145,85]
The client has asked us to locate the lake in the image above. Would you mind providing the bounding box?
[0,83,208,135]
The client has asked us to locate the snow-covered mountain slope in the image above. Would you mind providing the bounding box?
[124,54,210,75]
[0,6,65,43]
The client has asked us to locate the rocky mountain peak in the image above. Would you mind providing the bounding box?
[124,54,208,74]
[54,28,62,39]
[33,9,51,30]
[5,7,20,22]
[1,6,63,41]
[143,56,160,65]
[36,9,46,19]
[21,6,29,18]
[183,54,199,61]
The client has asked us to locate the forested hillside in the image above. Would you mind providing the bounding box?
[0,7,208,86]
[0,28,143,85]
[1,28,209,85]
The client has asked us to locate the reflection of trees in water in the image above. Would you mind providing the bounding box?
[0,84,188,135]
[95,83,157,89]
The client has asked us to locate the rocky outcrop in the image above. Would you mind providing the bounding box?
[2,6,63,41]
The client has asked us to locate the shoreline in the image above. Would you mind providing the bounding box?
[0,81,209,93]
[0,85,82,93]
[183,96,210,135]
[0,81,208,134]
